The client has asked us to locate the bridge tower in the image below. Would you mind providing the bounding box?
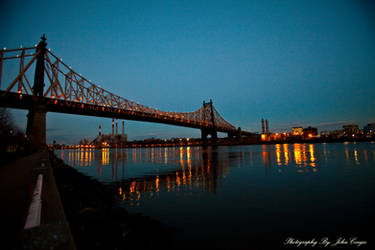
[201,99,218,144]
[112,118,114,136]
[26,35,47,152]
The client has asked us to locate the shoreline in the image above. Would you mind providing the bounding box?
[54,137,375,150]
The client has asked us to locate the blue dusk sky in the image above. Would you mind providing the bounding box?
[1,0,374,144]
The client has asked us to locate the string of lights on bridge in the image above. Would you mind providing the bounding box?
[0,43,238,134]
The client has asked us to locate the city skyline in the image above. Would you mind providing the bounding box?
[1,0,374,144]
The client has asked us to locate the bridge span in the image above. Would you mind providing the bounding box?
[0,36,254,151]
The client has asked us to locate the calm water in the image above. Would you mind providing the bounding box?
[57,142,375,249]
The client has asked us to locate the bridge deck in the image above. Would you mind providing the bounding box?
[0,91,241,134]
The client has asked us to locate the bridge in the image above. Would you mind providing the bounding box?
[0,36,253,151]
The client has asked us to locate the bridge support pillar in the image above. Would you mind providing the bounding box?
[211,131,218,143]
[26,104,47,152]
[201,129,208,144]
[201,129,218,144]
[227,128,242,140]
[25,35,48,153]
[236,127,242,138]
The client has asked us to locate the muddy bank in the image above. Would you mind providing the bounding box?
[49,152,178,250]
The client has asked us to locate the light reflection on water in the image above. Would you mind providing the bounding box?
[58,143,375,201]
[57,142,375,248]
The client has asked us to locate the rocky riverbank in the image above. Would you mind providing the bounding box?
[49,152,177,250]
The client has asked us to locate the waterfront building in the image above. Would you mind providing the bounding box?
[292,127,303,136]
[92,122,128,147]
[342,124,360,136]
[92,134,127,147]
[329,130,344,139]
[303,126,318,138]
[363,123,375,136]
[320,131,329,137]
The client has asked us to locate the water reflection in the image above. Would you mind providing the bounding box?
[111,147,229,206]
[269,143,318,173]
[309,144,316,167]
[59,142,375,204]
[56,143,375,249]
[61,146,230,199]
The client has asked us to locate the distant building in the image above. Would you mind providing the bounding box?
[92,134,127,147]
[292,127,303,136]
[303,126,318,138]
[342,124,360,136]
[320,131,329,137]
[92,122,127,146]
[363,123,375,135]
[329,130,344,139]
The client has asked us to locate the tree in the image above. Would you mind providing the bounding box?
[0,108,13,135]
[0,108,25,155]
[79,138,90,145]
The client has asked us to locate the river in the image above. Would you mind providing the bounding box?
[57,142,375,249]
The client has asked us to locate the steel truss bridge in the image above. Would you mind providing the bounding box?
[0,36,253,149]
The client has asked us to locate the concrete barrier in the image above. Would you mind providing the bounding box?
[22,151,76,250]
[24,174,43,229]
[0,151,76,249]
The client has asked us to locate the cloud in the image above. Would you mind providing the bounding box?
[46,127,63,132]
[310,120,355,128]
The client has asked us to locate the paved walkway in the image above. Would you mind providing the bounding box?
[0,151,75,249]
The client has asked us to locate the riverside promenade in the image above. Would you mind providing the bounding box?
[0,151,76,250]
